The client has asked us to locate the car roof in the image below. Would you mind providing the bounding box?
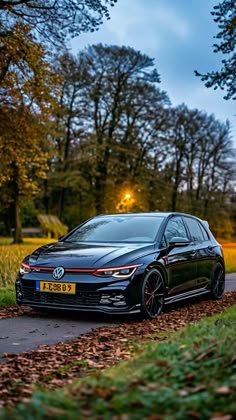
[96,212,171,217]
[92,211,209,223]
[93,212,210,232]
[95,212,207,222]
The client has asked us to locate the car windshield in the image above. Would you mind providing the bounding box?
[65,215,164,243]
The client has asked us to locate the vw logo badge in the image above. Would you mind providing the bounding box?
[53,266,65,280]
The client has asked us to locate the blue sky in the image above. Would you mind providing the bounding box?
[71,0,235,144]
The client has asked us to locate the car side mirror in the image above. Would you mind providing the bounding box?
[168,237,190,247]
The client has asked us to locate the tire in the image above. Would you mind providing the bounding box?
[209,263,225,299]
[140,268,165,319]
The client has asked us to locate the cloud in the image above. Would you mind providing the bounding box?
[70,0,235,144]
[72,0,191,54]
[103,0,191,49]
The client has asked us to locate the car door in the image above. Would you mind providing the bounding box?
[183,216,217,288]
[161,216,197,295]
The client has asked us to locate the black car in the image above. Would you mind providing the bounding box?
[15,212,225,319]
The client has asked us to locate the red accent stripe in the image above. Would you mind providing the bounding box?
[21,262,30,268]
[62,268,95,273]
[23,263,140,273]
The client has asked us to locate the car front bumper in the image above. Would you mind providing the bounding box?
[15,275,141,315]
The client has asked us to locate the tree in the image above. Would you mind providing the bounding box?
[195,0,236,100]
[162,104,234,215]
[48,45,235,228]
[50,45,170,218]
[47,51,91,221]
[0,107,50,242]
[81,44,170,214]
[162,105,204,212]
[0,25,59,243]
[0,0,117,46]
[195,118,233,217]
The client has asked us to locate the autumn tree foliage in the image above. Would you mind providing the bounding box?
[0,0,119,242]
[195,0,236,100]
[0,24,60,243]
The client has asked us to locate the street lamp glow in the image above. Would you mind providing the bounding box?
[116,191,134,213]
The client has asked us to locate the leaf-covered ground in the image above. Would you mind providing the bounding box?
[0,292,236,408]
[0,305,32,320]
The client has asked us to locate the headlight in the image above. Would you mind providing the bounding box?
[19,262,31,275]
[93,264,140,279]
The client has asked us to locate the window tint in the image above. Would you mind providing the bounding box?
[184,217,206,242]
[199,223,209,241]
[65,215,164,243]
[163,217,188,245]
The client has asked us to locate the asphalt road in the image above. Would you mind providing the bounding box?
[0,273,235,361]
[0,312,116,361]
[224,272,236,292]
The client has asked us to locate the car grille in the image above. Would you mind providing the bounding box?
[21,281,101,307]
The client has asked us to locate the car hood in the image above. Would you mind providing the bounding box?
[28,241,156,269]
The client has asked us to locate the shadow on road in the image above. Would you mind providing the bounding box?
[27,291,224,324]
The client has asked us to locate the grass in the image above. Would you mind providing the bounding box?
[221,242,236,273]
[0,287,15,307]
[0,237,54,288]
[1,304,236,419]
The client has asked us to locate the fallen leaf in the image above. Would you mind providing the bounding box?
[115,346,121,357]
[0,292,236,408]
[178,389,189,397]
[210,414,232,420]
[215,386,230,395]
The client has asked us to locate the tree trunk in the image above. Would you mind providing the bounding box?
[2,205,14,236]
[13,190,23,244]
[94,170,107,214]
[94,140,110,214]
[12,163,23,244]
[172,157,182,212]
[58,187,65,220]
[43,178,49,214]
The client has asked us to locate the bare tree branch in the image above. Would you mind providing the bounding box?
[0,0,118,46]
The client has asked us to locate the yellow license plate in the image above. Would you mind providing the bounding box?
[40,281,76,294]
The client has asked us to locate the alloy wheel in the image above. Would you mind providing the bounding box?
[141,268,165,319]
[210,263,225,299]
